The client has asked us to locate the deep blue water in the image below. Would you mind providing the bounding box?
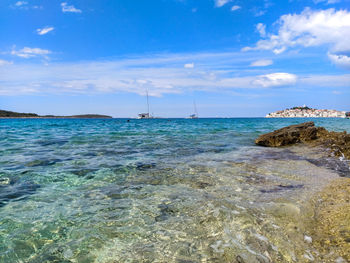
[0,118,349,262]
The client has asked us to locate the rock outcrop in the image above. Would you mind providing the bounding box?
[255,122,350,159]
[255,122,321,147]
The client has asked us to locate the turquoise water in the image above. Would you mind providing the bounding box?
[0,118,349,263]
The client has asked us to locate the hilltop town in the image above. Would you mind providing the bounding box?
[266,106,348,118]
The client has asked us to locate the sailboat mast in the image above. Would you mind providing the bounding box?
[146,90,150,116]
[194,100,198,117]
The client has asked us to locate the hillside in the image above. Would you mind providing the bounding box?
[0,110,39,118]
[0,110,112,119]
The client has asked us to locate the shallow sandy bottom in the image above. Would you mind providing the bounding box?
[308,177,350,262]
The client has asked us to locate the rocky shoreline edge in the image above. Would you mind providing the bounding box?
[255,122,350,262]
[255,121,350,160]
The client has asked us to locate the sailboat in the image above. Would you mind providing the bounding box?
[138,90,154,119]
[187,100,198,119]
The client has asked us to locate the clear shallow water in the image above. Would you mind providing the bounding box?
[0,118,350,263]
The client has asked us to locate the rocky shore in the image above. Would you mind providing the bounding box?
[255,121,350,160]
[256,122,350,262]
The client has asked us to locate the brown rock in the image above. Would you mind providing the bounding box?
[255,122,350,160]
[255,122,320,147]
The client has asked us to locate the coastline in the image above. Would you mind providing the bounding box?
[0,117,113,119]
[0,110,112,119]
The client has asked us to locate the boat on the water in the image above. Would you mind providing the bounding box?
[188,113,198,119]
[138,113,153,119]
[138,90,155,119]
[187,100,198,119]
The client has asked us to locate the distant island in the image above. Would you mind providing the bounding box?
[0,110,112,119]
[266,106,349,118]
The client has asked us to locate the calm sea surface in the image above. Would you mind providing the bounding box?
[1,118,350,262]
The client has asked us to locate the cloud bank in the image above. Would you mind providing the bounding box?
[244,8,350,68]
[10,47,51,59]
[0,52,349,96]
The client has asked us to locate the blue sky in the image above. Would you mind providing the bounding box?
[0,0,349,117]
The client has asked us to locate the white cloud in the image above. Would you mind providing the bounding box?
[328,53,350,69]
[252,73,297,87]
[11,1,42,9]
[231,5,241,11]
[215,0,231,7]
[11,47,51,59]
[184,63,194,68]
[36,26,54,35]
[250,59,273,67]
[61,2,82,13]
[314,0,340,4]
[15,1,27,6]
[244,8,350,58]
[256,23,266,37]
[0,59,13,66]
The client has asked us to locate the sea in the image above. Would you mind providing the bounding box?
[1,118,350,263]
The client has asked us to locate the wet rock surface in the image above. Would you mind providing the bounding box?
[306,157,350,177]
[255,121,350,160]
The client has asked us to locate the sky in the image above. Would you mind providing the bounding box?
[0,0,349,117]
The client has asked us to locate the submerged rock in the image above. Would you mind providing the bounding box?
[306,157,350,177]
[136,162,156,170]
[255,122,350,160]
[70,168,97,177]
[260,184,303,193]
[25,159,59,167]
[0,177,40,207]
[269,202,301,219]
